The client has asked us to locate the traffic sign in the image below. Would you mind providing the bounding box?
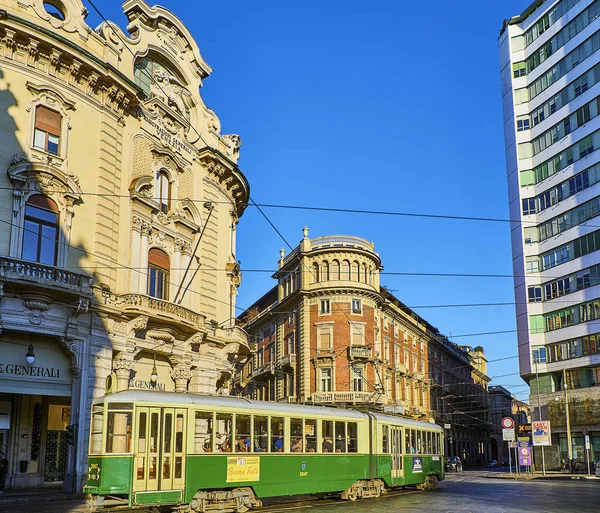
[501,417,514,429]
[503,427,515,441]
[585,435,590,450]
[518,424,532,434]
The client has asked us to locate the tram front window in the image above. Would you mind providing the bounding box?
[106,403,133,453]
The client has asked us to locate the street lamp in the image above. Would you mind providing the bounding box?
[25,344,35,366]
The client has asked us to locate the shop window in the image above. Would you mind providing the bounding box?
[33,106,61,155]
[155,171,171,214]
[22,195,59,266]
[148,248,170,300]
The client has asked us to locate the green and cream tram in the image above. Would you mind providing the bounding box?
[84,390,444,512]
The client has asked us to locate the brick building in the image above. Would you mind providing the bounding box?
[234,229,435,418]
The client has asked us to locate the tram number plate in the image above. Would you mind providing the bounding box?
[299,471,308,477]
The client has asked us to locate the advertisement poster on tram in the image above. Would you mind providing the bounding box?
[412,457,423,473]
[226,457,260,482]
[532,421,551,446]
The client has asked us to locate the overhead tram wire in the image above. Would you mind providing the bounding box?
[8,211,590,345]
[5,183,599,231]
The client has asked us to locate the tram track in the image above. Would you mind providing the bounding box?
[257,488,423,512]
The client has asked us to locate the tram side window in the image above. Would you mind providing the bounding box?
[90,406,103,454]
[416,431,423,454]
[291,418,303,452]
[254,416,268,452]
[272,417,284,452]
[305,419,317,452]
[322,420,333,452]
[194,412,213,452]
[106,406,132,453]
[347,422,357,453]
[426,432,432,454]
[335,422,346,452]
[436,433,441,455]
[406,429,415,454]
[382,425,389,454]
[216,413,232,452]
[409,430,417,454]
[235,415,251,452]
[433,432,439,455]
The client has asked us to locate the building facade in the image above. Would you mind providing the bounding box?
[500,0,600,468]
[428,333,492,466]
[233,230,432,417]
[489,386,514,462]
[0,0,249,491]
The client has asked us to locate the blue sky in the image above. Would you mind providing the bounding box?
[87,0,533,399]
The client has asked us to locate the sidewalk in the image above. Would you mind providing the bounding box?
[477,469,600,480]
[0,486,86,506]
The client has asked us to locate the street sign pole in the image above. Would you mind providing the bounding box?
[585,433,591,476]
[508,443,512,477]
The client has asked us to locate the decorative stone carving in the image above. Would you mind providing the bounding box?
[113,353,136,391]
[150,67,191,117]
[147,329,176,344]
[127,315,148,338]
[222,134,241,159]
[22,294,52,325]
[171,366,192,392]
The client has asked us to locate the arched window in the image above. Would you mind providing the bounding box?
[155,171,170,214]
[351,261,360,281]
[148,248,170,300]
[320,261,329,281]
[341,260,350,281]
[331,260,340,280]
[312,263,320,283]
[22,195,59,265]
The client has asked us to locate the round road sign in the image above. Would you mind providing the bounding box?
[501,417,514,429]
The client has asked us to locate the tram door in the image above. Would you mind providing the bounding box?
[391,427,403,480]
[134,407,187,493]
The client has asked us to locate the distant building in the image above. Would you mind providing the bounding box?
[499,0,600,469]
[489,386,514,462]
[428,335,492,465]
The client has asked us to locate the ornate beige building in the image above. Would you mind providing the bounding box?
[0,0,249,491]
[234,229,432,419]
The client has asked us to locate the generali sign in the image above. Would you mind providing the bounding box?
[0,339,72,395]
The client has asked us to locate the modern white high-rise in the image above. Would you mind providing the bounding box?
[500,0,600,468]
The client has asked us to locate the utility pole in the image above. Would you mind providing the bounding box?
[564,368,573,473]
[534,356,546,476]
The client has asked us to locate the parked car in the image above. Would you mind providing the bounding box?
[486,459,499,468]
[445,456,463,472]
[502,458,515,468]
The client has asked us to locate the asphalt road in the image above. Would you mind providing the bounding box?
[1,471,598,513]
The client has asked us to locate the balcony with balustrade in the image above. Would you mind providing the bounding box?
[348,345,372,360]
[280,353,297,367]
[0,256,93,300]
[311,391,386,405]
[116,293,206,331]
